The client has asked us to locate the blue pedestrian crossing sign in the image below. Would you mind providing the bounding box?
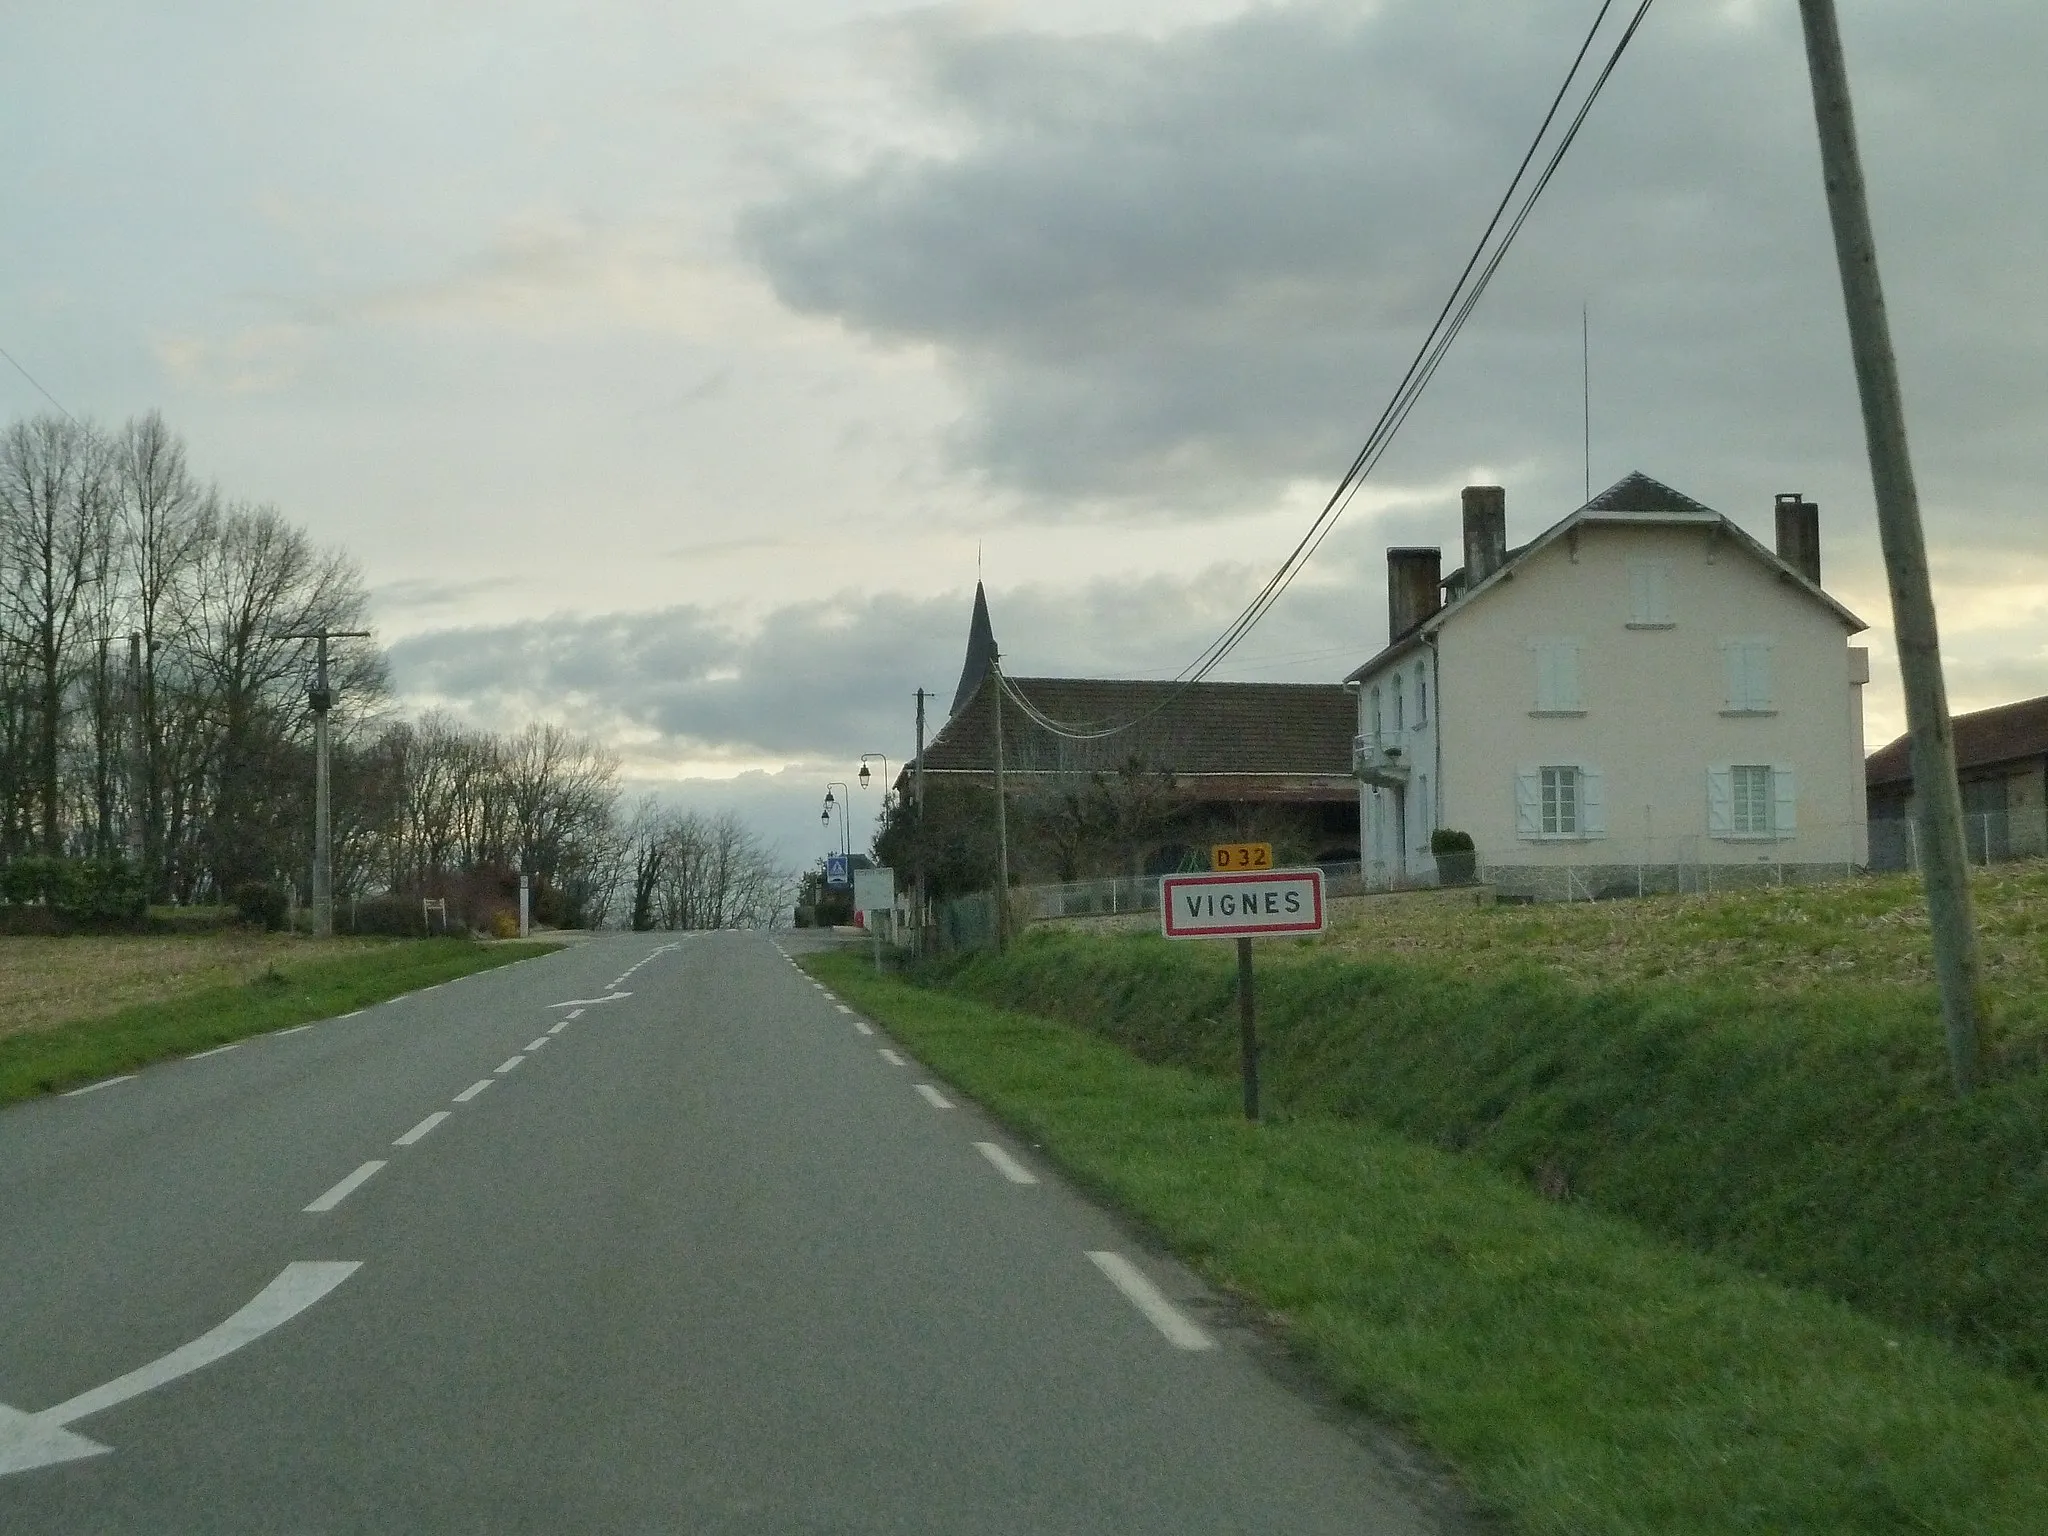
[826,854,851,888]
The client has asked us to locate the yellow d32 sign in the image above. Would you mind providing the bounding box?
[1210,842,1273,872]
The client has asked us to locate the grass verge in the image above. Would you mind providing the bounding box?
[808,949,2048,1535]
[930,927,2048,1387]
[0,939,558,1105]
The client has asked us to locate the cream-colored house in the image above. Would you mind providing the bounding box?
[1346,473,1871,896]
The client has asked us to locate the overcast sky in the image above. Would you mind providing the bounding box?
[6,0,2044,864]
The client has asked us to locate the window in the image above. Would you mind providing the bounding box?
[1731,765,1771,835]
[1531,639,1583,713]
[1392,675,1405,734]
[1541,767,1578,834]
[1369,686,1382,741]
[1721,638,1775,713]
[1708,763,1796,838]
[1515,764,1606,839]
[1415,661,1428,726]
[1627,559,1674,626]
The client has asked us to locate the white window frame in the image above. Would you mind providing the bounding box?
[1719,637,1776,715]
[1514,763,1607,841]
[1626,558,1675,628]
[1529,638,1585,715]
[1414,661,1428,727]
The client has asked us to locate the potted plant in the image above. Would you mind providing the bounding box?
[1431,828,1477,886]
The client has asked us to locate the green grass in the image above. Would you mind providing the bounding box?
[0,939,560,1104]
[924,925,2048,1389]
[809,949,2048,1535]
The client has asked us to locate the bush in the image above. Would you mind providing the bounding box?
[490,909,519,939]
[350,894,426,938]
[1430,828,1476,855]
[0,856,146,928]
[232,881,289,932]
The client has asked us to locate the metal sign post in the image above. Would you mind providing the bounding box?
[1160,866,1327,1121]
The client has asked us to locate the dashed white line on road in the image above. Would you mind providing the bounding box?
[341,1010,364,1019]
[853,1021,874,1036]
[304,1161,386,1213]
[453,1079,493,1103]
[278,1024,314,1035]
[835,1004,854,1014]
[63,1075,135,1097]
[975,1142,1039,1184]
[547,1020,570,1035]
[526,1037,549,1052]
[187,1042,242,1060]
[393,1112,450,1146]
[1086,1252,1215,1351]
[564,1008,585,1020]
[878,1048,906,1067]
[915,1084,954,1110]
[495,1055,524,1074]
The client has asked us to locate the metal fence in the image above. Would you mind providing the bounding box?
[938,812,2048,938]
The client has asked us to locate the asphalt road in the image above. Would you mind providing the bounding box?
[0,931,1455,1533]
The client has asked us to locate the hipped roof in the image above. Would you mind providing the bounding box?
[1867,693,2048,786]
[915,674,1356,800]
[1346,471,1867,683]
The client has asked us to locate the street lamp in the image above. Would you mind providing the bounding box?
[858,754,892,809]
[823,782,851,860]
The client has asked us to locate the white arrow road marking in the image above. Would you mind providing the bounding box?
[0,1262,360,1477]
[547,992,630,1008]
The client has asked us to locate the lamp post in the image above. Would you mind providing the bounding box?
[822,782,851,860]
[858,754,891,807]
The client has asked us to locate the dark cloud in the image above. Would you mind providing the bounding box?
[386,534,1388,767]
[742,1,2048,543]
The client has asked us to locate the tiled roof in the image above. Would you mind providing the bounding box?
[1867,693,2048,785]
[1580,470,1719,516]
[919,675,1356,783]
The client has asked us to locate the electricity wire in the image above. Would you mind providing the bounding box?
[999,0,1656,743]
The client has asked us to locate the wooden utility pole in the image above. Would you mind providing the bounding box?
[990,652,1011,951]
[914,687,929,957]
[1798,0,1984,1093]
[281,626,370,939]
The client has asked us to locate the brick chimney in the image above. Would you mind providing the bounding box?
[1774,493,1821,585]
[1462,485,1507,589]
[1387,547,1442,644]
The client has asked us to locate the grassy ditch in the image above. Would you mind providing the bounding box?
[808,950,2048,1535]
[925,924,2048,1390]
[0,938,558,1105]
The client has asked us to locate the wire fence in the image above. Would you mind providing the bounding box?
[930,809,2048,942]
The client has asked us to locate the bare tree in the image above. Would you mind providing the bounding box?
[0,415,114,855]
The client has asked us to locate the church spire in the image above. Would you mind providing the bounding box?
[949,581,998,716]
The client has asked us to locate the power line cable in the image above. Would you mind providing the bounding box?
[1003,0,1655,742]
[0,342,84,428]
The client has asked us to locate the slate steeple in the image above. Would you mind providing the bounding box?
[950,581,997,717]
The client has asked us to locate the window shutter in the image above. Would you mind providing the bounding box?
[1557,642,1581,710]
[1514,768,1540,837]
[1720,642,1742,710]
[1533,641,1582,711]
[1628,560,1672,624]
[1580,765,1606,836]
[1772,763,1797,835]
[1707,765,1734,836]
[1750,642,1774,711]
